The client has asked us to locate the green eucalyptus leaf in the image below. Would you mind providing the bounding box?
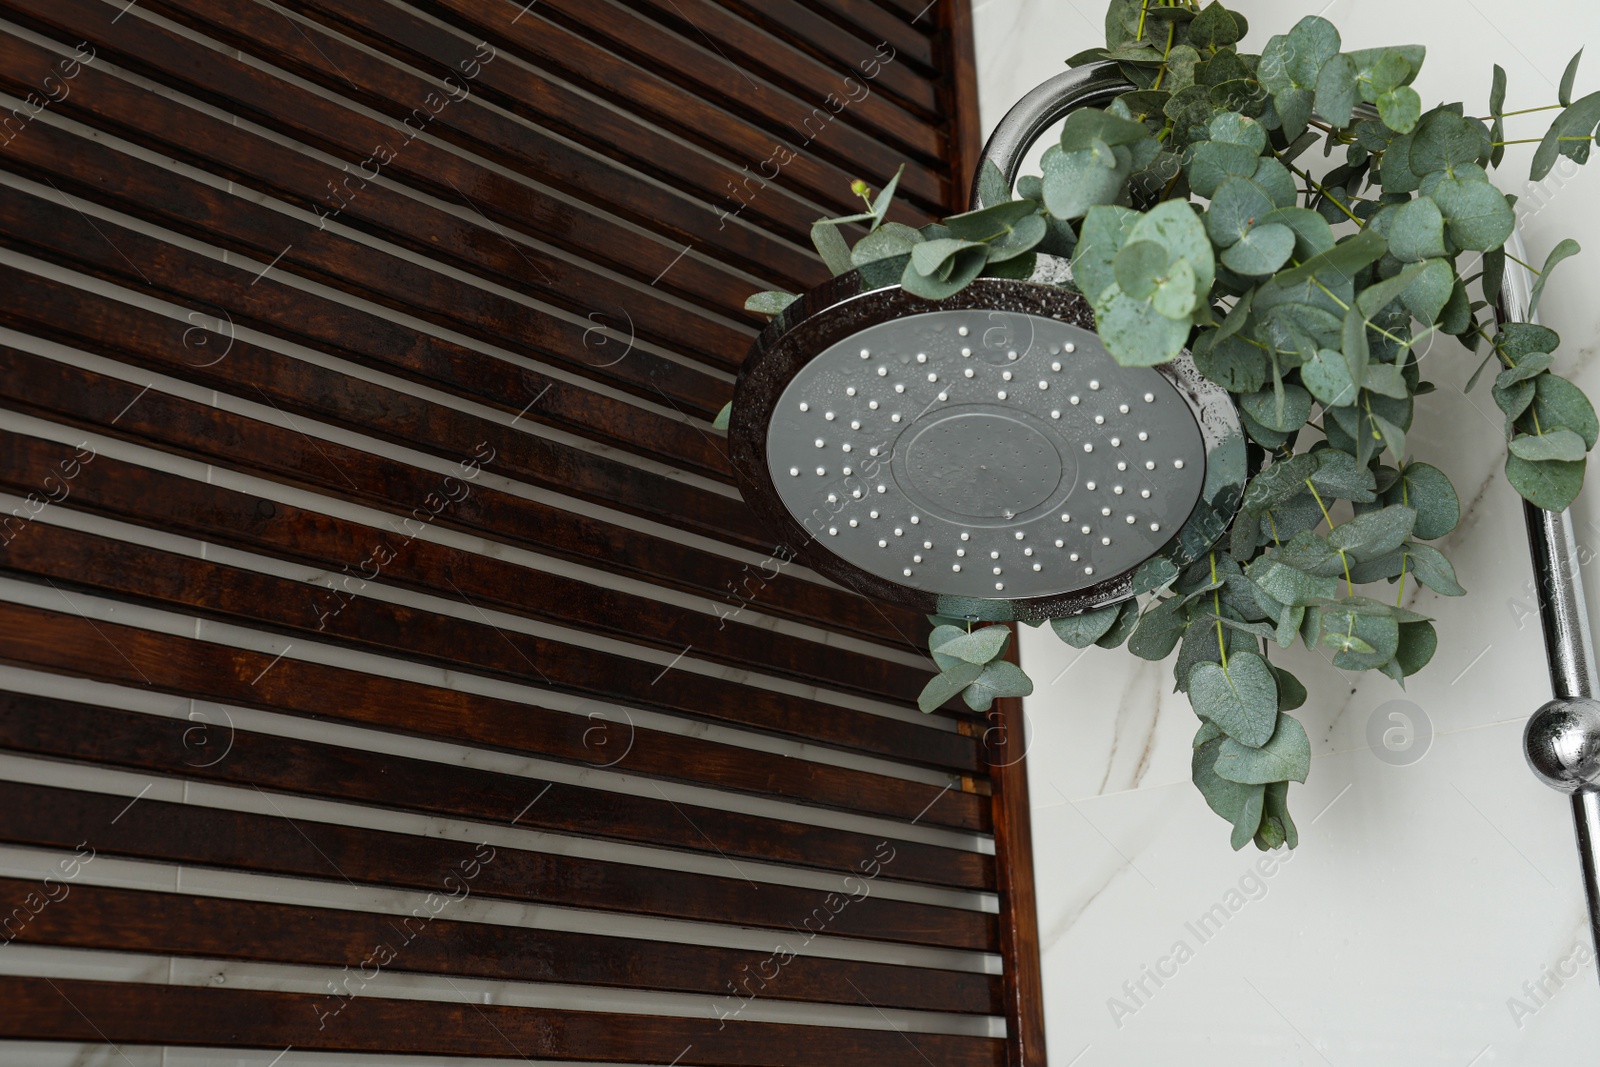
[1529,373,1600,450]
[918,661,983,713]
[1097,597,1144,649]
[901,245,988,299]
[1221,222,1296,276]
[1511,429,1590,463]
[943,200,1038,239]
[1195,333,1269,393]
[1129,598,1188,661]
[1051,604,1122,648]
[1209,110,1268,153]
[1042,142,1132,220]
[1378,87,1423,134]
[1275,229,1387,287]
[911,238,986,277]
[1311,450,1378,502]
[811,221,856,275]
[929,623,967,669]
[1129,200,1217,297]
[1316,53,1360,128]
[1431,176,1515,251]
[1060,107,1155,152]
[934,624,1012,665]
[1328,505,1417,561]
[868,166,905,229]
[1400,258,1455,326]
[1506,453,1587,511]
[744,291,799,316]
[1096,283,1193,365]
[1215,713,1312,784]
[1404,542,1466,596]
[962,661,1034,712]
[1386,197,1447,262]
[1188,651,1280,748]
[1395,619,1438,676]
[1188,139,1262,199]
[1263,780,1299,848]
[1383,463,1459,539]
[1242,383,1312,433]
[1193,737,1266,848]
[1244,453,1320,513]
[1562,49,1584,110]
[1072,205,1142,300]
[850,224,923,267]
[1529,239,1582,318]
[1207,176,1276,249]
[1408,109,1484,174]
[1302,347,1358,407]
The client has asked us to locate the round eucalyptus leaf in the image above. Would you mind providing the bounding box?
[934,624,1013,665]
[1221,222,1296,276]
[1215,713,1312,784]
[1188,140,1261,198]
[1510,429,1589,463]
[1050,604,1122,648]
[1207,176,1276,248]
[1095,283,1192,366]
[1431,175,1515,251]
[917,661,983,714]
[1529,373,1600,449]
[1386,196,1446,262]
[1188,651,1279,748]
[1505,453,1586,511]
[1382,463,1459,539]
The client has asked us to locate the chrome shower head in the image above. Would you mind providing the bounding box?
[728,68,1247,623]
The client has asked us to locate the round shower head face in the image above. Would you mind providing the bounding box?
[730,259,1246,622]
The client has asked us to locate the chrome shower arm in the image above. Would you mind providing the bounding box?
[969,64,1131,211]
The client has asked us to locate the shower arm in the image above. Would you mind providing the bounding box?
[977,63,1600,975]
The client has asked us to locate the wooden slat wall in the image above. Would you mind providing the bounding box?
[0,0,1047,1063]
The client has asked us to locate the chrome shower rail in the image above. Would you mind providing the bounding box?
[1507,232,1600,977]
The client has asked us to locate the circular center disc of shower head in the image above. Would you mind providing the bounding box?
[764,308,1208,601]
[903,411,1065,519]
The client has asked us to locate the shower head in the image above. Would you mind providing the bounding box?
[727,66,1247,623]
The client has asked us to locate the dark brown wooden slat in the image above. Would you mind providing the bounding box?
[0,289,736,559]
[0,875,998,1013]
[0,977,1006,1065]
[0,31,760,383]
[0,341,931,658]
[0,429,917,671]
[0,690,991,889]
[704,0,934,116]
[0,519,986,801]
[0,109,738,413]
[0,781,997,945]
[0,244,726,489]
[0,376,929,704]
[804,0,941,67]
[0,412,928,668]
[259,0,947,217]
[0,568,970,812]
[519,0,941,161]
[0,0,825,293]
[837,0,939,34]
[0,96,733,485]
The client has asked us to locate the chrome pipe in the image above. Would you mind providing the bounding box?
[1509,229,1600,975]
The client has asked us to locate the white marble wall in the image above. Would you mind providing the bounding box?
[974,1,1600,1062]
